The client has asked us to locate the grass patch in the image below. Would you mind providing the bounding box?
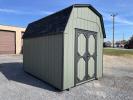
[103,48,133,56]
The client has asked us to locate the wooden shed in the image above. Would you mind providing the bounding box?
[23,4,106,90]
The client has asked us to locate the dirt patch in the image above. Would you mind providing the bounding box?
[104,55,133,69]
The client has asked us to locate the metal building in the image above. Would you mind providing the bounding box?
[23,4,106,90]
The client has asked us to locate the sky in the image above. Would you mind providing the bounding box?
[0,0,133,42]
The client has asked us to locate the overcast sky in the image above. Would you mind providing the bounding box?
[0,0,132,41]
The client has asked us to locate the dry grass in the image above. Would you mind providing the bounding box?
[103,48,133,57]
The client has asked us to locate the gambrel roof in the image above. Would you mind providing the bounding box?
[23,4,106,39]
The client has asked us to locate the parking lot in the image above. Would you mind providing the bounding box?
[0,55,133,100]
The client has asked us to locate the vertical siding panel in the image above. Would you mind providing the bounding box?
[63,7,76,89]
[81,8,84,29]
[82,8,85,30]
[96,16,103,78]
[23,34,63,90]
[63,33,69,88]
[67,8,74,87]
[84,8,88,30]
[77,8,81,28]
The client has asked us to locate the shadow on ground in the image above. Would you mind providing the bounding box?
[0,62,61,92]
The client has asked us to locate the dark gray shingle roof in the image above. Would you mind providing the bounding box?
[23,4,106,39]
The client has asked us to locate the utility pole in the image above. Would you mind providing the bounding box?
[123,33,125,41]
[111,13,118,48]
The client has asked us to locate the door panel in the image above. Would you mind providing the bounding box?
[75,29,97,85]
[88,35,95,55]
[88,57,95,77]
[78,34,86,56]
[77,58,86,81]
[0,30,15,54]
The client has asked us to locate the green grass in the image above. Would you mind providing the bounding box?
[103,48,133,56]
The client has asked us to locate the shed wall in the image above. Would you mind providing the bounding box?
[63,7,103,89]
[23,34,63,89]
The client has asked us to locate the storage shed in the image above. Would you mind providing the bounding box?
[23,4,106,90]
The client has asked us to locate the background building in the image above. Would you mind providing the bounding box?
[0,25,25,54]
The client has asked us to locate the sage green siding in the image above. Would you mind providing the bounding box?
[63,7,103,89]
[23,34,63,90]
[23,6,104,90]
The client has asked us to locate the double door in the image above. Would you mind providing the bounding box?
[75,29,97,84]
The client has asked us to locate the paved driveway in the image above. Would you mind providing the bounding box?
[0,55,133,100]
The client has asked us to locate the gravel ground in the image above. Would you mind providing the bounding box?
[0,55,133,100]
